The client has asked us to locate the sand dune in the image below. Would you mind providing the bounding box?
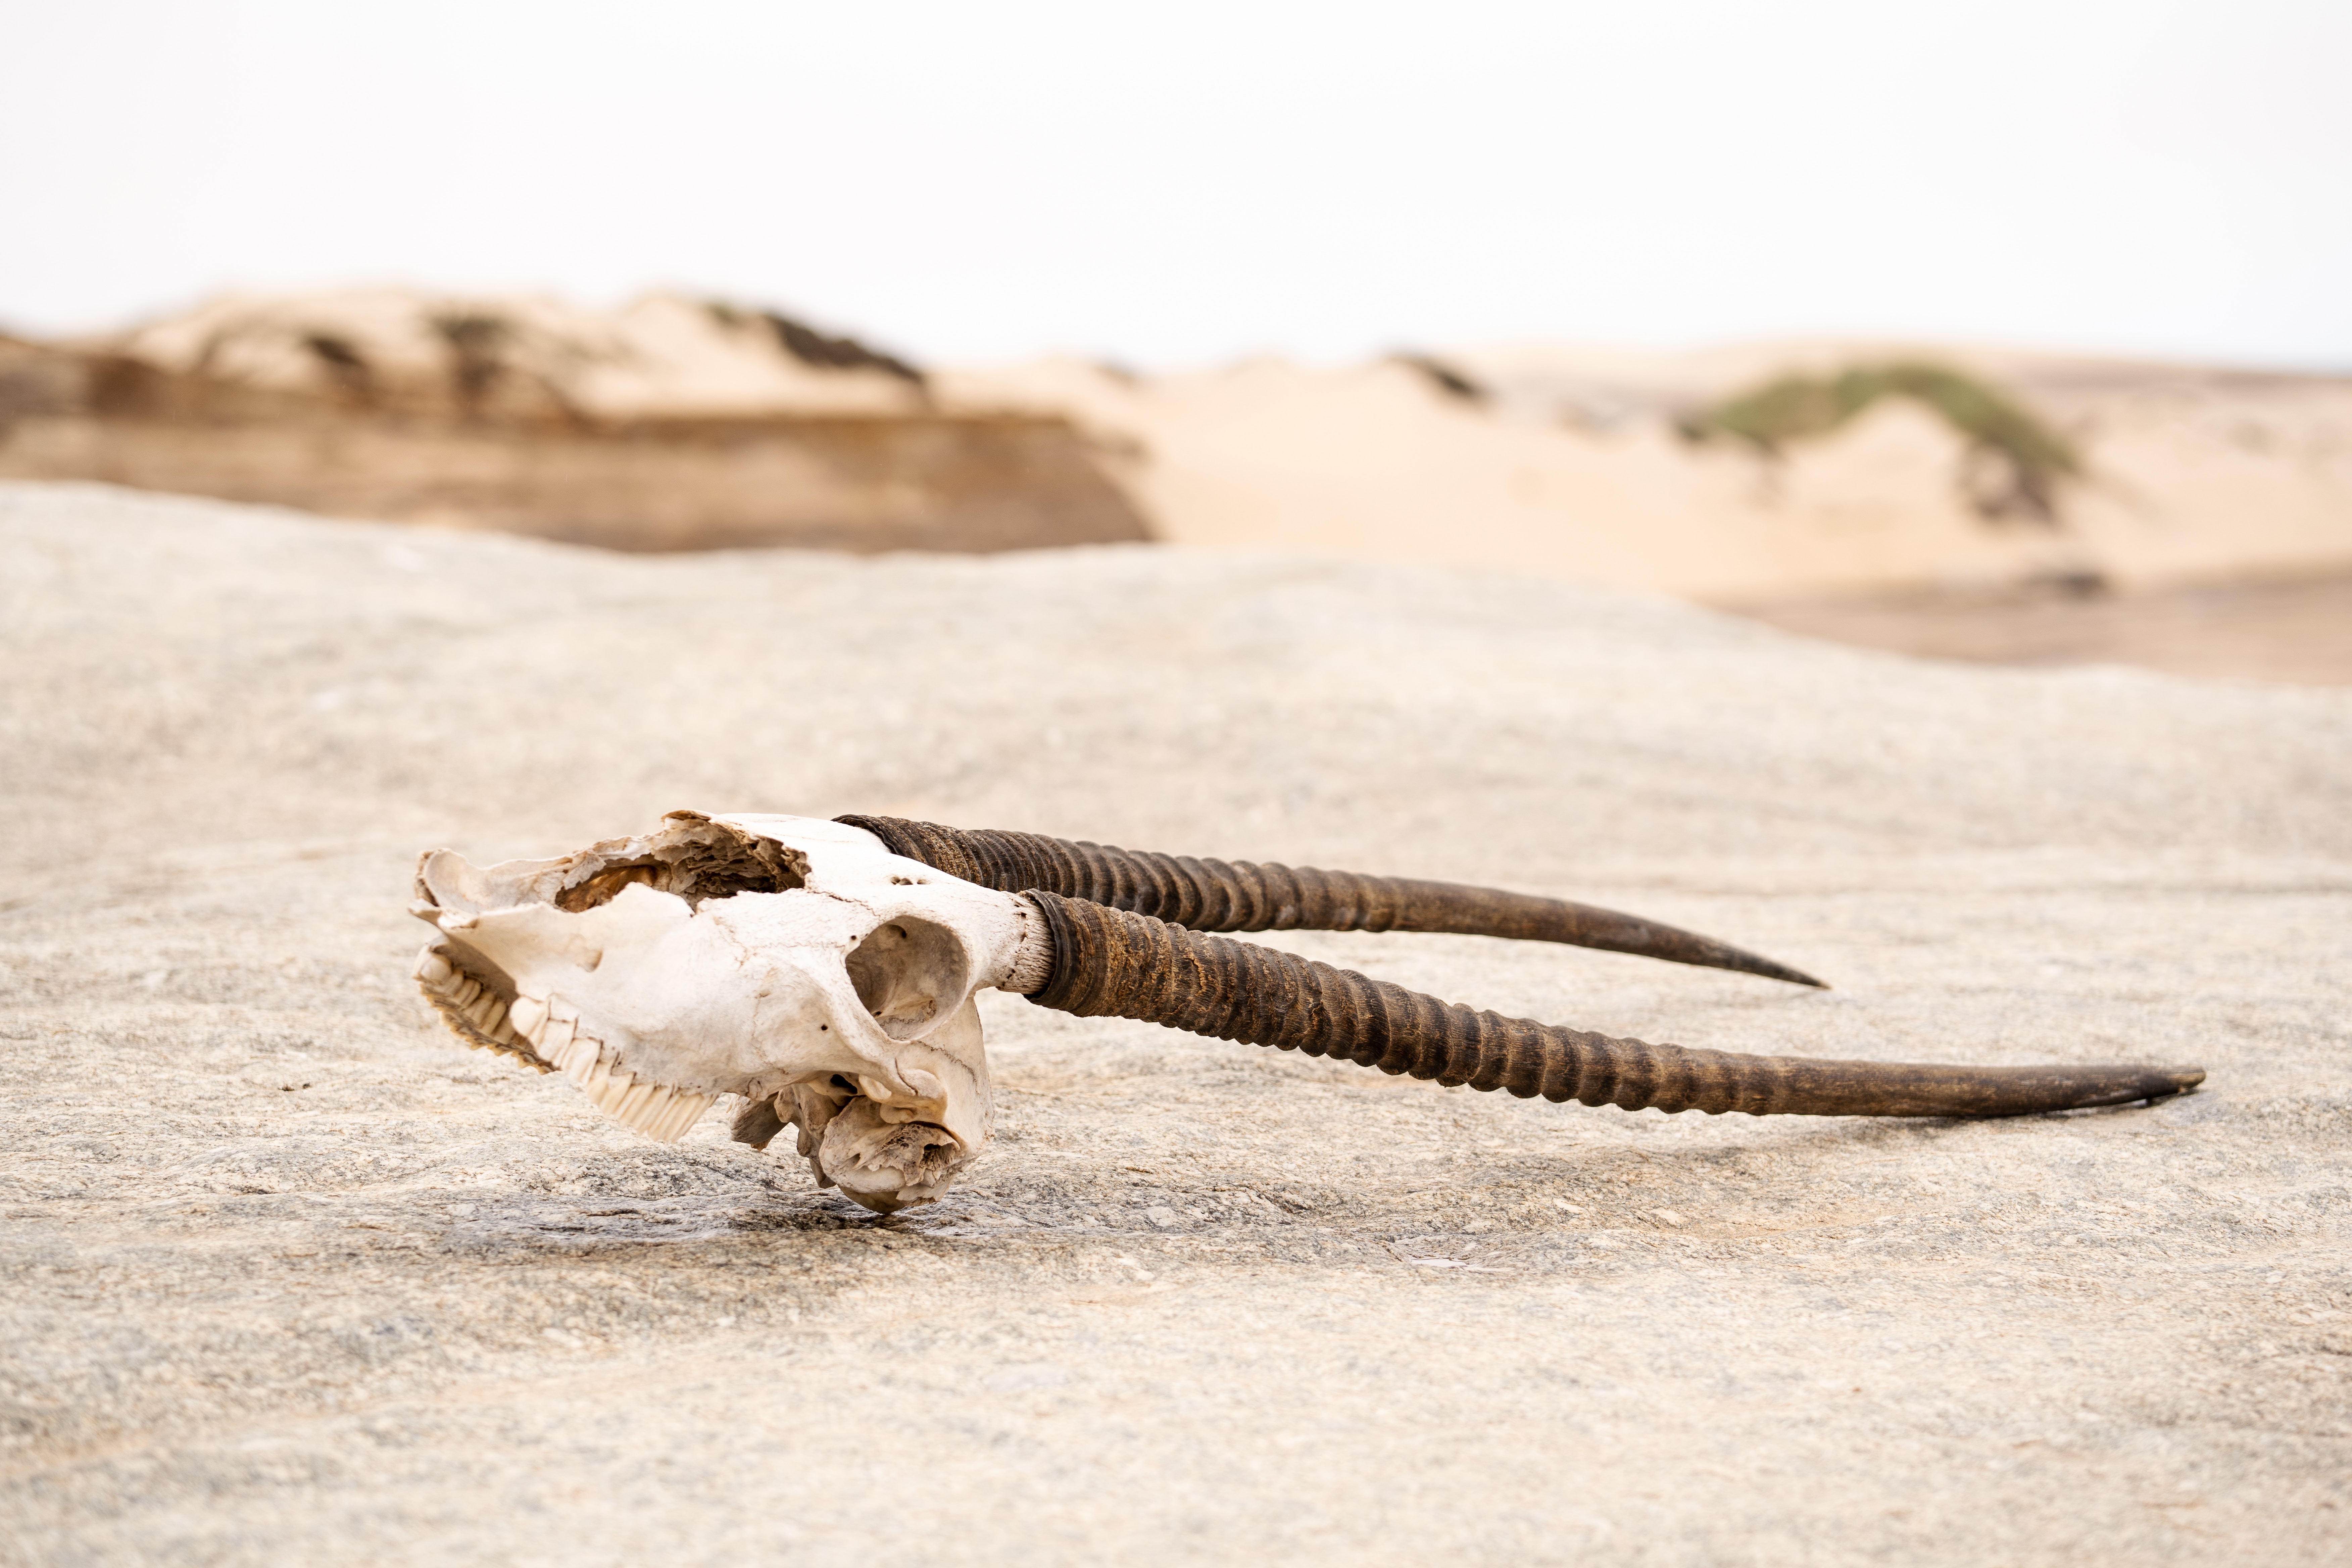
[14,290,2350,603]
[937,346,2352,599]
[102,289,928,419]
[0,295,1148,553]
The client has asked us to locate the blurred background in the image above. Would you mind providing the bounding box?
[4,0,2349,679]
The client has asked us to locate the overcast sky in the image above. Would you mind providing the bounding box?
[2,0,2346,370]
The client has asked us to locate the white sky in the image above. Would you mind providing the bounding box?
[2,0,2346,370]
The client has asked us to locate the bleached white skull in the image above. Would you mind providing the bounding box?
[415,810,2207,1211]
[409,811,1052,1212]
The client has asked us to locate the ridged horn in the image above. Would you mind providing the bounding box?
[837,815,1825,988]
[1019,892,2204,1119]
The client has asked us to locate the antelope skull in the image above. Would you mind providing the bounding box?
[413,811,2204,1215]
[411,812,1050,1212]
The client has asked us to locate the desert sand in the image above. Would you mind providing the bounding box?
[1732,570,2352,687]
[937,345,2352,599]
[105,290,929,420]
[2,481,2346,1566]
[30,291,2352,606]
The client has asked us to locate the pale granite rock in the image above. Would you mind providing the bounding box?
[1,481,2346,1566]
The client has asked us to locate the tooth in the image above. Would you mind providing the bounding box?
[663,1093,713,1141]
[582,1050,613,1094]
[614,1080,657,1122]
[593,1069,634,1112]
[451,977,480,1007]
[626,1084,675,1131]
[466,993,504,1032]
[509,995,548,1041]
[546,998,579,1026]
[661,1093,703,1140]
[539,1014,575,1055]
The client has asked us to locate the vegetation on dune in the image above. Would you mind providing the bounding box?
[429,312,514,410]
[1393,352,1488,403]
[300,332,375,401]
[1678,361,2081,524]
[705,300,927,387]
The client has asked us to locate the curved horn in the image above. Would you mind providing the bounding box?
[1020,892,2203,1118]
[837,816,1825,988]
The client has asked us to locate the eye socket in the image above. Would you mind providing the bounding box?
[843,917,970,1042]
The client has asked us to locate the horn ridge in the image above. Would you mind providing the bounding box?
[1018,891,2204,1120]
[837,815,1826,987]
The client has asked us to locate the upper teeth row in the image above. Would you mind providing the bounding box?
[412,947,530,1054]
[413,947,714,1143]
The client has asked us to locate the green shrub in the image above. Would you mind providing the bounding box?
[1677,361,2079,524]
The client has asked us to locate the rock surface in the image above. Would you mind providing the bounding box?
[1,481,2347,1566]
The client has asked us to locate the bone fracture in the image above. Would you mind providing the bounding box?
[410,812,2205,1213]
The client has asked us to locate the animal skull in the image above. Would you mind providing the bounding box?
[410,811,1052,1212]
[415,810,2205,1212]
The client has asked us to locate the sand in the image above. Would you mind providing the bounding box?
[62,291,2352,604]
[1729,571,2352,687]
[936,348,2352,600]
[103,290,926,420]
[2,481,2348,1566]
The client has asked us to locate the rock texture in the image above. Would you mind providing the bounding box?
[1,482,2347,1566]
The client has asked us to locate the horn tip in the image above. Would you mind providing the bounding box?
[2071,1065,2207,1110]
[1751,958,1829,989]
